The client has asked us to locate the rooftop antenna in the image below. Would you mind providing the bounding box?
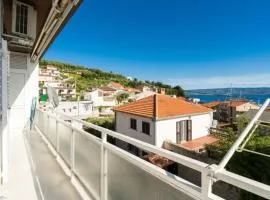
[224,83,233,101]
[229,83,233,100]
[239,91,242,99]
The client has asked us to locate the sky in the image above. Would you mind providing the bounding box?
[44,0,270,89]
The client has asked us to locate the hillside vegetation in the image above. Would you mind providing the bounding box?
[40,60,185,96]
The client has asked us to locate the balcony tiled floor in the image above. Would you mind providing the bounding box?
[25,128,82,200]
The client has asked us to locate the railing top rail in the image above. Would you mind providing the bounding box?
[39,108,208,172]
[217,170,270,200]
[36,107,270,200]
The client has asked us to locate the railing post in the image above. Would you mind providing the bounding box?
[71,120,76,173]
[201,165,216,200]
[56,115,59,152]
[100,131,108,200]
[46,113,49,136]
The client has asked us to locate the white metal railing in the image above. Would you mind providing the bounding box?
[34,102,270,200]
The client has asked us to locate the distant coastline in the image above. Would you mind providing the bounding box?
[186,87,270,104]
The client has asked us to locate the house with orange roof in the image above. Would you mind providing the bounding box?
[84,87,117,107]
[203,101,222,109]
[224,99,260,112]
[203,99,260,123]
[108,81,125,90]
[113,94,214,155]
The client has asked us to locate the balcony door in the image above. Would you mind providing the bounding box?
[9,69,27,131]
[9,53,28,131]
[176,120,192,143]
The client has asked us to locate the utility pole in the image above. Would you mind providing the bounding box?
[229,84,233,127]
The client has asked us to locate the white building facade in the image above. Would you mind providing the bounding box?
[56,101,94,119]
[114,95,213,155]
[115,111,213,148]
[84,89,116,107]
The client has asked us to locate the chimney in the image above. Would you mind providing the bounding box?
[159,88,165,95]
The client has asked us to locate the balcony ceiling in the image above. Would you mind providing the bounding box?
[3,0,82,60]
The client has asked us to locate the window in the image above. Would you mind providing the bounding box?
[130,118,137,130]
[176,120,192,143]
[142,121,150,135]
[15,3,28,34]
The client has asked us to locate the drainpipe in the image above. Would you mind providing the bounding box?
[153,94,158,146]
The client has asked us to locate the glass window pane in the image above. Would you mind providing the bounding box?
[15,4,28,34]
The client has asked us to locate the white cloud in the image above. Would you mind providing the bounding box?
[167,73,270,89]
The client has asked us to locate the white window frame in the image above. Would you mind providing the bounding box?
[12,1,36,39]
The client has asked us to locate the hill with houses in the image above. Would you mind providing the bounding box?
[40,60,185,97]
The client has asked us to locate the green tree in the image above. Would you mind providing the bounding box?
[206,118,270,200]
[235,116,249,133]
[116,93,129,103]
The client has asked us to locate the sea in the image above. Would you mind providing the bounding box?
[188,94,270,105]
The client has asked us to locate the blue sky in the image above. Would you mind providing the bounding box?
[44,0,270,89]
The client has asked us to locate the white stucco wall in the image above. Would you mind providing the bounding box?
[115,112,155,145]
[115,111,213,148]
[236,103,260,112]
[56,101,93,119]
[8,53,39,131]
[155,112,213,147]
[26,60,39,119]
[84,90,116,107]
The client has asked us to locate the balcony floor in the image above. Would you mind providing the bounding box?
[25,128,82,200]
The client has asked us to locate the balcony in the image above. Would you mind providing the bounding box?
[27,107,270,200]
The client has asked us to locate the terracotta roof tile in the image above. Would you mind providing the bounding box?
[203,99,258,108]
[99,86,116,92]
[223,99,258,107]
[109,82,125,90]
[179,136,218,150]
[114,94,212,119]
[203,101,222,108]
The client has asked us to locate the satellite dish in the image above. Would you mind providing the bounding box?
[47,86,59,109]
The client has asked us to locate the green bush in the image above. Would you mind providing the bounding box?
[207,117,270,200]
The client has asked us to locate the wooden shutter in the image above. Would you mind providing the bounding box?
[187,120,192,141]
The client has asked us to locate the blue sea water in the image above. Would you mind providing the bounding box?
[189,94,270,105]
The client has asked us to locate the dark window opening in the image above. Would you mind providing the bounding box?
[130,118,137,130]
[142,121,150,135]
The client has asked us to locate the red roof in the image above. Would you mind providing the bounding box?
[99,86,116,92]
[203,99,258,108]
[114,94,212,119]
[203,101,222,108]
[179,136,218,150]
[109,82,125,90]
